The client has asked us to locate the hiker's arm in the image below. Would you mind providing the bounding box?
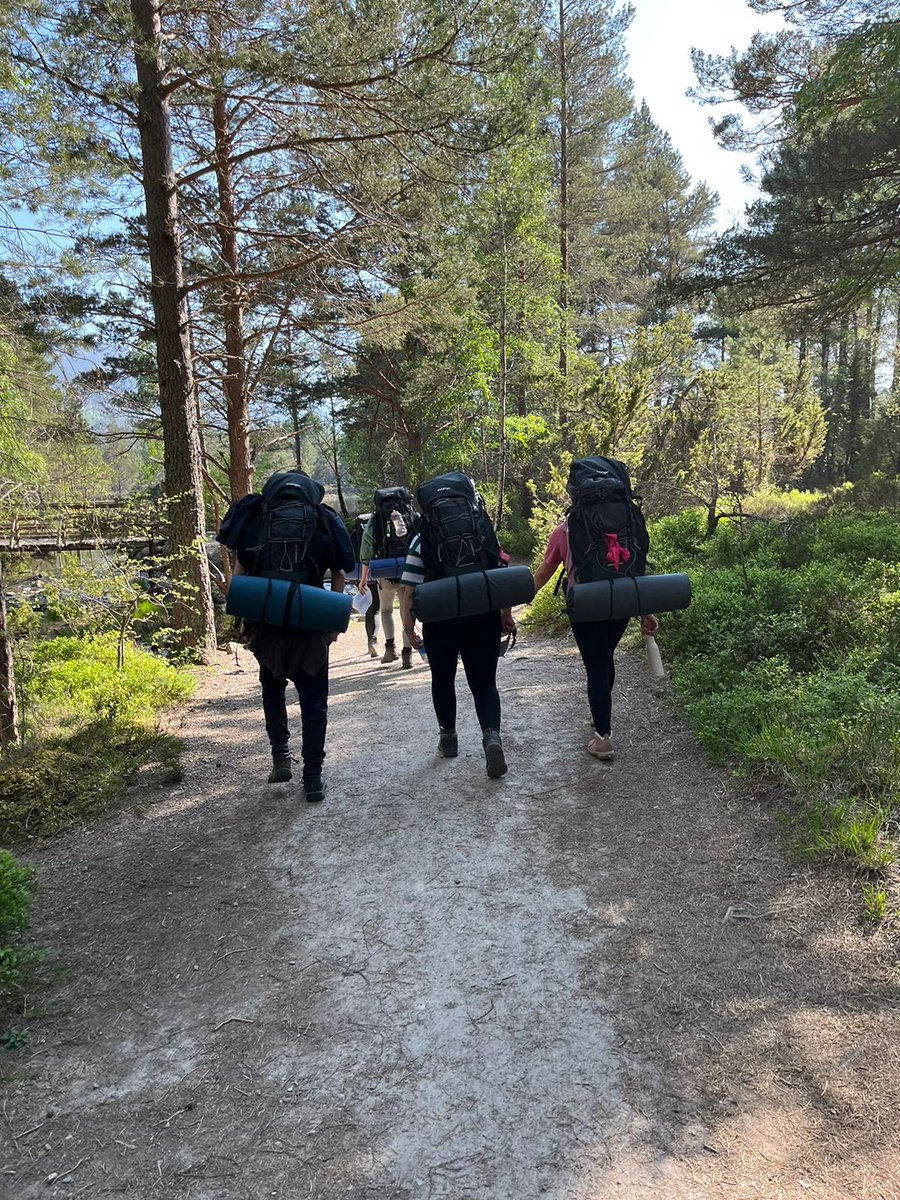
[357,562,369,591]
[400,585,423,650]
[331,570,346,594]
[500,606,516,635]
[640,614,658,636]
[228,558,245,591]
[532,560,557,592]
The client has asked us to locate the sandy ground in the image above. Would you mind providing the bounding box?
[1,616,898,1199]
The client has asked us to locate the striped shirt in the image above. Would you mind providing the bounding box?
[399,533,427,586]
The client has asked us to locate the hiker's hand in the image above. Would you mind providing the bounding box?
[406,625,423,650]
[640,614,659,636]
[501,610,517,635]
[328,631,341,644]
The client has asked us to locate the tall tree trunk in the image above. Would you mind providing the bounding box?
[210,17,252,501]
[557,0,570,427]
[328,397,348,516]
[496,230,508,531]
[0,557,19,747]
[892,298,900,399]
[131,0,216,661]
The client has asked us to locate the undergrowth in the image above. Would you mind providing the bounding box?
[1,631,192,842]
[651,504,900,877]
[523,490,900,890]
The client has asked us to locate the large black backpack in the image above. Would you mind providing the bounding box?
[252,471,333,585]
[566,457,649,583]
[416,472,501,578]
[372,487,418,558]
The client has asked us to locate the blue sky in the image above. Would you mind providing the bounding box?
[626,0,785,229]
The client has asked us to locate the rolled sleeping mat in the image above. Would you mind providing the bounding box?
[566,573,691,623]
[412,566,535,623]
[367,556,407,580]
[227,573,352,633]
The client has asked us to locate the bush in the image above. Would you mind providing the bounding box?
[27,632,193,727]
[654,501,900,872]
[0,850,38,997]
[0,633,193,842]
[521,565,568,633]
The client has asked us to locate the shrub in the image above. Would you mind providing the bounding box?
[0,850,38,997]
[653,499,900,872]
[521,566,568,634]
[0,633,193,842]
[27,632,193,727]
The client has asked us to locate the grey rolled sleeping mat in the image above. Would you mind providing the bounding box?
[566,573,692,622]
[412,565,535,623]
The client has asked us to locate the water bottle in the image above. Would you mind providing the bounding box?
[644,633,666,679]
[390,509,407,538]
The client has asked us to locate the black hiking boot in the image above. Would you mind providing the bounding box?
[482,729,508,779]
[268,753,293,784]
[438,728,458,758]
[303,775,327,803]
[381,639,398,664]
[401,647,413,669]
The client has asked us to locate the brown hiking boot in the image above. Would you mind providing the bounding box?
[381,640,398,664]
[587,734,614,761]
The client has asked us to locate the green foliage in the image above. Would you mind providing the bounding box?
[0,632,192,842]
[653,499,900,870]
[0,849,38,997]
[0,721,184,842]
[522,566,568,634]
[860,881,888,923]
[27,633,193,727]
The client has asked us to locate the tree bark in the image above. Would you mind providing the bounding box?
[0,557,19,746]
[131,0,216,661]
[557,0,570,405]
[210,18,253,501]
[496,215,509,531]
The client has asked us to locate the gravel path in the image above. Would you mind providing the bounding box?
[1,620,898,1199]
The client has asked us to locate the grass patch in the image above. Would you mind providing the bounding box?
[650,499,900,875]
[1,630,193,842]
[0,722,185,843]
[860,881,888,923]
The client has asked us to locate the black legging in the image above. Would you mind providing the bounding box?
[364,581,379,642]
[423,610,502,732]
[570,618,630,736]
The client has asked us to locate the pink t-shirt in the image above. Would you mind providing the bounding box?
[542,522,568,573]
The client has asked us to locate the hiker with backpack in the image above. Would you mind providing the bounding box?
[532,457,658,762]
[357,486,419,668]
[398,472,517,779]
[217,471,355,801]
[349,511,381,658]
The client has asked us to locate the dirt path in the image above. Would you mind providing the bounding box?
[1,620,898,1199]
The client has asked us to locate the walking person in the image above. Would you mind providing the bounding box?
[357,486,419,669]
[350,511,380,658]
[217,470,355,801]
[532,457,657,761]
[399,472,516,779]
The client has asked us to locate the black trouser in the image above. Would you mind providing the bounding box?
[570,618,630,736]
[259,662,329,781]
[423,610,502,732]
[364,581,379,642]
